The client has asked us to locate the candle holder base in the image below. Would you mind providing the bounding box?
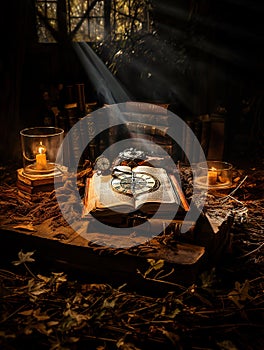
[196,176,233,190]
[16,168,64,200]
[24,162,56,175]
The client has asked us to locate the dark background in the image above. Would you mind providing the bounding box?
[0,0,263,163]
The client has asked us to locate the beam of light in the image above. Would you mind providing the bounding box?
[72,41,131,105]
[156,2,263,69]
[72,41,164,150]
[118,32,194,112]
[157,1,263,42]
[154,2,189,19]
[125,55,194,109]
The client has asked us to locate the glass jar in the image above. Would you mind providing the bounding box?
[20,127,64,175]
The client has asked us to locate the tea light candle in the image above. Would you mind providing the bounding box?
[36,142,47,170]
[208,167,218,185]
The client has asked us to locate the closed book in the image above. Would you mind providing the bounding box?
[17,168,62,187]
[17,180,55,194]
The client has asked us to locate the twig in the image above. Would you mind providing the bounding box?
[24,263,39,280]
[220,176,248,203]
[0,304,28,324]
[191,322,263,330]
[137,269,186,291]
[238,242,264,258]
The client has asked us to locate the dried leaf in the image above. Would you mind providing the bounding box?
[33,323,53,336]
[68,337,80,343]
[24,327,33,335]
[117,338,142,350]
[19,309,33,316]
[12,250,35,266]
[217,340,238,350]
[162,330,181,346]
[47,321,59,327]
[0,331,16,339]
[103,297,117,309]
[33,309,50,321]
[37,274,51,283]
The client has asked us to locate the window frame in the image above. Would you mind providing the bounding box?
[35,0,152,43]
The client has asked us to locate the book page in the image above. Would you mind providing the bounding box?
[133,166,179,208]
[93,174,134,212]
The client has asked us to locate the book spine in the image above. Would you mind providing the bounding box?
[122,112,169,126]
[169,174,190,212]
[17,181,55,194]
[120,102,168,115]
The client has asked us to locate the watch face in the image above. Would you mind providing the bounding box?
[111,172,160,196]
[95,156,111,171]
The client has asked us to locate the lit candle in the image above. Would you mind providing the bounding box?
[208,167,218,185]
[35,141,47,170]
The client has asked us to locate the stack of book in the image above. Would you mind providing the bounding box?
[16,168,63,199]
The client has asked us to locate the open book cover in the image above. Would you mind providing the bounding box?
[82,166,189,224]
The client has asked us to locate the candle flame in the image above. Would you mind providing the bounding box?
[210,167,217,171]
[37,141,46,154]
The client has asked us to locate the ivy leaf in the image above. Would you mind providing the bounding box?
[12,250,35,266]
[147,259,164,270]
[228,280,253,308]
[167,308,181,318]
[144,259,164,277]
[199,268,217,289]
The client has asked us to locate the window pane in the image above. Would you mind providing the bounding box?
[69,0,88,17]
[36,0,152,43]
[90,0,104,17]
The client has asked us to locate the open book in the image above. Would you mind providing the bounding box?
[83,166,189,224]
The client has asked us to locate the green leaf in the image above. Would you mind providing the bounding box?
[168,308,181,318]
[144,259,165,277]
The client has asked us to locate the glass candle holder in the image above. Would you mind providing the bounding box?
[20,127,64,175]
[196,160,233,189]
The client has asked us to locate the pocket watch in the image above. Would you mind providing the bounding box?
[94,156,111,174]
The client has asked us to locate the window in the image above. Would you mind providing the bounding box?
[35,0,152,43]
